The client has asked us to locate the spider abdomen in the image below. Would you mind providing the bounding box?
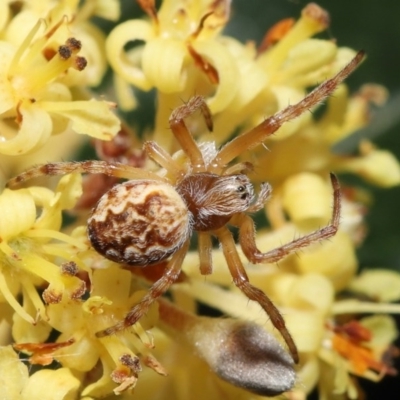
[87,180,190,266]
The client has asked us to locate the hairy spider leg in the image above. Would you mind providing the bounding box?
[198,231,213,275]
[7,160,166,187]
[147,99,217,276]
[211,50,366,171]
[143,141,184,181]
[234,173,340,264]
[96,239,190,337]
[215,225,299,364]
[169,95,213,173]
[222,161,254,176]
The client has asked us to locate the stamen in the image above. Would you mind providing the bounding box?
[99,334,139,368]
[13,339,75,365]
[24,39,85,92]
[0,272,34,324]
[74,56,87,71]
[0,240,20,259]
[187,45,219,84]
[16,17,66,72]
[19,253,76,296]
[8,19,44,74]
[137,0,159,24]
[65,38,82,53]
[25,229,88,250]
[19,274,47,320]
[190,12,214,40]
[257,18,295,54]
[260,3,330,74]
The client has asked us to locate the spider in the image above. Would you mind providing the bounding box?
[7,50,365,364]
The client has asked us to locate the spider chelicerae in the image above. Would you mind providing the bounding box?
[8,50,365,364]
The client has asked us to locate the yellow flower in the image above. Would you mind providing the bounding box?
[106,0,248,151]
[0,177,164,396]
[175,255,400,399]
[5,0,120,87]
[107,0,234,109]
[0,13,120,155]
[210,3,336,146]
[349,269,400,302]
[126,300,295,400]
[0,174,87,327]
[15,265,165,397]
[0,345,80,400]
[248,82,400,189]
[1,1,399,399]
[176,170,400,399]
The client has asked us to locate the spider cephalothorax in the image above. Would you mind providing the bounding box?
[177,173,262,231]
[8,50,365,365]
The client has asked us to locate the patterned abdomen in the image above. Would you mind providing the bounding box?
[87,180,190,266]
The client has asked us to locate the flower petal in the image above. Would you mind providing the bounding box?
[0,41,15,114]
[142,37,187,93]
[0,346,29,398]
[350,269,400,302]
[113,73,138,111]
[12,293,51,343]
[204,37,271,144]
[55,333,98,372]
[285,274,334,314]
[92,0,120,21]
[0,1,10,31]
[257,3,330,74]
[281,172,332,230]
[336,147,400,187]
[276,39,337,87]
[0,102,52,155]
[360,315,398,352]
[106,19,154,90]
[21,368,80,400]
[0,188,37,240]
[285,310,325,353]
[191,39,238,113]
[295,230,358,291]
[41,99,120,140]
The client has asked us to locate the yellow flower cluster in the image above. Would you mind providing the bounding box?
[0,0,120,158]
[0,1,399,399]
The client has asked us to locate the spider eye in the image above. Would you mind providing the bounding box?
[237,185,250,200]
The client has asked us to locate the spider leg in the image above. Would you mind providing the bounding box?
[213,50,365,169]
[169,95,213,172]
[198,232,213,275]
[96,239,190,338]
[143,140,186,181]
[7,160,166,187]
[215,226,299,363]
[237,173,340,264]
[222,161,254,176]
